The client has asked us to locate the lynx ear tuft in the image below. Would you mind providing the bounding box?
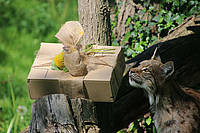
[151,47,161,61]
[151,47,157,60]
[161,61,174,79]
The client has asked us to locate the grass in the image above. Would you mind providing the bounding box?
[0,0,78,132]
[0,28,38,132]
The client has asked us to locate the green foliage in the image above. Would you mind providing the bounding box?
[128,116,155,133]
[0,0,78,132]
[0,0,78,37]
[117,115,155,133]
[111,0,200,60]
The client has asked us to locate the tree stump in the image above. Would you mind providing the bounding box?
[29,94,99,133]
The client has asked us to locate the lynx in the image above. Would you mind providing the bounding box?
[129,48,200,133]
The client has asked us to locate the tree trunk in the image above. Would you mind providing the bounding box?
[78,0,113,132]
[78,0,111,47]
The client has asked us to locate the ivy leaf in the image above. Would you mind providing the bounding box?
[131,31,137,38]
[152,15,160,22]
[146,116,152,125]
[148,22,156,27]
[189,1,195,5]
[165,11,172,22]
[117,130,127,133]
[174,14,185,24]
[138,10,145,16]
[149,6,154,11]
[173,0,179,6]
[132,52,136,58]
[160,9,166,14]
[182,0,187,3]
[63,67,69,72]
[122,31,130,43]
[51,60,60,70]
[129,24,133,30]
[126,17,131,27]
[144,27,150,34]
[151,36,158,44]
[126,48,134,57]
[165,0,173,3]
[128,122,136,132]
[112,40,119,46]
[134,43,144,53]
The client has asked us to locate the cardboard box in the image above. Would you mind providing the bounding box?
[27,43,125,102]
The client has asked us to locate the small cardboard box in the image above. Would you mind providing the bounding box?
[27,43,125,102]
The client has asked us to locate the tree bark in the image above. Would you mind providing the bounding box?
[28,94,99,133]
[78,0,111,47]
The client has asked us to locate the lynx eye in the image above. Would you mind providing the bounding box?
[142,67,150,73]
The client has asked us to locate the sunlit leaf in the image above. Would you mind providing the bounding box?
[126,17,132,27]
[146,116,152,125]
[123,31,131,43]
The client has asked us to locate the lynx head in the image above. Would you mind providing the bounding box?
[129,48,174,105]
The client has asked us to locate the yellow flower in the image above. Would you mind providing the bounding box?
[80,30,84,36]
[53,52,64,69]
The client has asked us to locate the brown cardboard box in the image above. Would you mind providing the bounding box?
[27,43,125,102]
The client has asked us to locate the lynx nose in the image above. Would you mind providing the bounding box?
[129,70,142,84]
[129,70,134,77]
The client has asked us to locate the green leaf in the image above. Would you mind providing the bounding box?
[138,10,145,16]
[129,24,133,30]
[146,116,152,125]
[51,60,60,70]
[139,33,143,38]
[148,22,156,27]
[126,48,134,57]
[112,40,119,46]
[152,15,160,22]
[131,31,137,38]
[122,31,131,43]
[135,21,141,27]
[153,126,156,133]
[132,52,136,58]
[134,43,144,53]
[128,122,136,132]
[160,9,166,14]
[151,36,158,44]
[117,130,127,133]
[165,11,172,22]
[149,6,154,11]
[126,17,132,27]
[189,1,195,5]
[173,0,179,6]
[159,17,164,23]
[63,67,68,72]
